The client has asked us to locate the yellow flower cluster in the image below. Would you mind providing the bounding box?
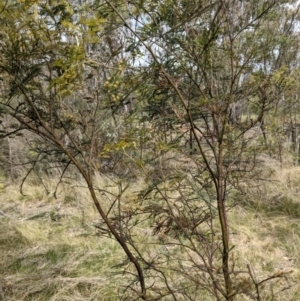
[103,78,123,102]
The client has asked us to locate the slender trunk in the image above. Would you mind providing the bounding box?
[64,149,147,299]
[217,147,233,300]
[7,136,13,181]
[189,128,193,154]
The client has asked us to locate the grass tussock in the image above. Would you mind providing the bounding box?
[0,163,300,300]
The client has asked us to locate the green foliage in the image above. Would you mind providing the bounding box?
[0,0,300,300]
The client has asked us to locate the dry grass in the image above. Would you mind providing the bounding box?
[231,159,300,300]
[0,176,124,301]
[1,161,300,300]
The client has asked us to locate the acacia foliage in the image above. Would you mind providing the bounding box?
[0,0,300,300]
